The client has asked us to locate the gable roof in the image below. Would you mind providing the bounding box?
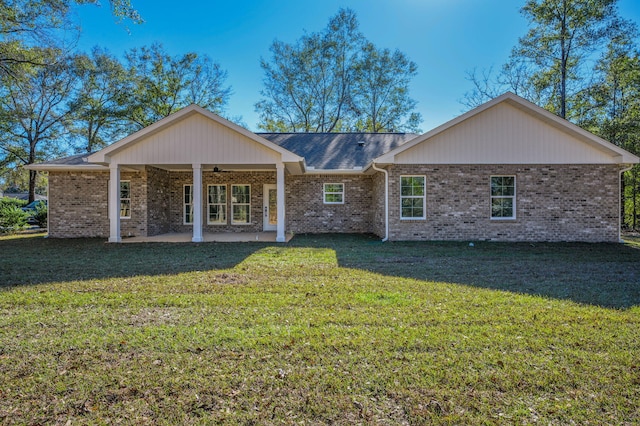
[261,133,417,170]
[374,92,640,165]
[27,93,639,173]
[88,104,303,165]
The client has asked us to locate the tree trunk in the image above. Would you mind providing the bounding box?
[28,170,37,203]
[633,168,638,231]
[560,0,567,119]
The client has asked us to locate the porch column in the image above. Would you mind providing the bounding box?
[108,163,121,243]
[192,163,203,242]
[276,163,286,242]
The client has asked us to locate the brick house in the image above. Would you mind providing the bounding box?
[28,92,639,242]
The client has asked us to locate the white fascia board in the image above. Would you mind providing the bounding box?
[25,164,108,172]
[303,168,365,175]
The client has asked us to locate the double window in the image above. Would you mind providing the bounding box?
[184,184,251,225]
[400,176,425,219]
[323,183,344,204]
[490,176,516,219]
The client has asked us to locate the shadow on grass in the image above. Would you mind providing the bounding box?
[287,233,640,310]
[0,236,266,286]
[2,233,639,309]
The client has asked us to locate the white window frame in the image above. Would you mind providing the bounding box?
[231,184,251,225]
[207,184,227,225]
[400,175,426,220]
[323,183,345,204]
[183,184,193,225]
[490,175,516,220]
[120,180,131,219]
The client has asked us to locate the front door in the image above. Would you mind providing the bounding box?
[263,184,277,231]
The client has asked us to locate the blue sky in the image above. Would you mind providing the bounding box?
[74,0,640,132]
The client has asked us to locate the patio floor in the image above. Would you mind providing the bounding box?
[120,232,294,243]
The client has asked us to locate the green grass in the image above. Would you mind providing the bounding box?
[1,233,639,424]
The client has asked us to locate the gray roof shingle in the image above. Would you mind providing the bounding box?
[259,133,417,169]
[44,152,93,166]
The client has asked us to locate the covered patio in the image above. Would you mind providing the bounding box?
[120,232,294,243]
[82,105,304,243]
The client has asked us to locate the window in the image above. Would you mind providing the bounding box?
[120,181,131,219]
[184,184,193,224]
[400,176,425,219]
[208,185,227,224]
[490,176,516,219]
[231,184,251,224]
[323,183,344,204]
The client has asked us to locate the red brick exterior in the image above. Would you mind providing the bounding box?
[285,175,374,234]
[48,171,110,238]
[47,164,623,242]
[385,164,622,242]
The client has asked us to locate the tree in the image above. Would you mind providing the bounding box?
[352,43,421,132]
[256,9,363,132]
[68,47,134,153]
[516,0,620,118]
[0,0,141,79]
[124,43,231,128]
[464,0,622,119]
[0,53,76,202]
[256,8,422,133]
[578,28,640,229]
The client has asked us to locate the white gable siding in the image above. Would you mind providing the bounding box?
[396,102,617,164]
[110,114,281,165]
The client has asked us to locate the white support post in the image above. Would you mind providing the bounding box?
[192,163,203,242]
[276,163,286,242]
[108,164,121,243]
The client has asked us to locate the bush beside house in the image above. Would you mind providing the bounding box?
[0,197,29,233]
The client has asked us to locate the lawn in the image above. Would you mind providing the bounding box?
[1,233,639,425]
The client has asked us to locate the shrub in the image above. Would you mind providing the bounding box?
[32,203,48,228]
[0,197,27,209]
[0,205,29,234]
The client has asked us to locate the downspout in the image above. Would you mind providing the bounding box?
[46,172,50,238]
[372,163,389,242]
[619,165,633,243]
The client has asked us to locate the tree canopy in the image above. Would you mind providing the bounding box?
[256,9,422,133]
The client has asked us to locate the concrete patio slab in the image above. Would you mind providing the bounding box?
[120,232,294,243]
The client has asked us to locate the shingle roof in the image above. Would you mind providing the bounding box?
[44,152,92,166]
[259,133,417,169]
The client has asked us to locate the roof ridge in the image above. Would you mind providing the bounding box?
[257,132,415,135]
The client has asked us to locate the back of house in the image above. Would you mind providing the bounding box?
[28,93,639,243]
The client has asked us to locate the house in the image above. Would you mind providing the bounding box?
[27,92,640,243]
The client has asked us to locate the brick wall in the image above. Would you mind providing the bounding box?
[285,175,374,234]
[146,166,170,236]
[371,171,386,238]
[120,170,146,237]
[48,171,110,238]
[386,164,621,242]
[47,164,623,242]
